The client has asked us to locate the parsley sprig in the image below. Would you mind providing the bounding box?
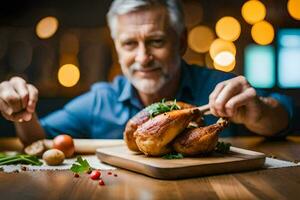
[215,141,231,154]
[70,156,92,173]
[162,152,184,159]
[145,99,181,118]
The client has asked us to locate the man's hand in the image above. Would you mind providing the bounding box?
[209,76,262,124]
[209,76,289,136]
[0,77,38,122]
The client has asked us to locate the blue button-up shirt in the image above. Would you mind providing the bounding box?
[41,61,294,139]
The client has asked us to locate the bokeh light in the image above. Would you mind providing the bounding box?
[287,0,300,20]
[214,51,235,67]
[188,25,215,53]
[36,16,59,39]
[216,16,241,41]
[58,64,80,87]
[241,0,266,24]
[245,45,275,88]
[209,38,236,59]
[251,21,275,45]
[214,59,236,72]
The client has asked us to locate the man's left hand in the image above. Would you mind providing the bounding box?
[209,76,264,125]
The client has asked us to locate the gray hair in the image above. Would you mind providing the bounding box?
[107,0,185,39]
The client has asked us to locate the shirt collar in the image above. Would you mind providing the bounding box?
[117,77,143,109]
[117,78,132,102]
[117,59,195,108]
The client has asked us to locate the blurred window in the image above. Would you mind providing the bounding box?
[278,29,300,88]
[245,44,275,88]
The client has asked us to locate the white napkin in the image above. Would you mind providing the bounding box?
[264,157,300,168]
[0,155,116,173]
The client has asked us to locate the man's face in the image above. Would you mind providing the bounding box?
[114,6,183,94]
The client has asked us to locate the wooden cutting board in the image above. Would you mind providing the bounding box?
[96,145,266,179]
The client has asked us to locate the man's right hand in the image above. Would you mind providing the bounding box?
[0,77,38,122]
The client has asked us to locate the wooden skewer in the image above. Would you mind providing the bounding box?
[197,104,211,115]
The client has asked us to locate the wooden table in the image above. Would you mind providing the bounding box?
[1,136,300,199]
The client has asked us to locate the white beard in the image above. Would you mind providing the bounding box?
[121,60,174,94]
[121,58,181,94]
[130,74,167,94]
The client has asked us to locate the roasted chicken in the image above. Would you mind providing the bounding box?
[124,101,203,152]
[134,108,201,156]
[123,101,228,157]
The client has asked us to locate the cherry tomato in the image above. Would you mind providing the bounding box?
[99,179,105,186]
[53,134,75,158]
[90,170,101,180]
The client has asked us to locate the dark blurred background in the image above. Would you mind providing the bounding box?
[0,0,299,136]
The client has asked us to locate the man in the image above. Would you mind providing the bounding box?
[0,0,293,146]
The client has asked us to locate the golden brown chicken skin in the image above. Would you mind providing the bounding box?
[124,101,229,157]
[134,108,202,156]
[123,101,203,152]
[124,109,150,152]
[173,118,229,156]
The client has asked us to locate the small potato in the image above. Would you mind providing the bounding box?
[24,140,46,157]
[42,149,65,166]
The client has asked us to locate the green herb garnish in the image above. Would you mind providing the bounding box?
[145,99,181,118]
[215,141,231,154]
[70,156,92,173]
[0,154,42,166]
[162,152,184,159]
[0,153,5,158]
